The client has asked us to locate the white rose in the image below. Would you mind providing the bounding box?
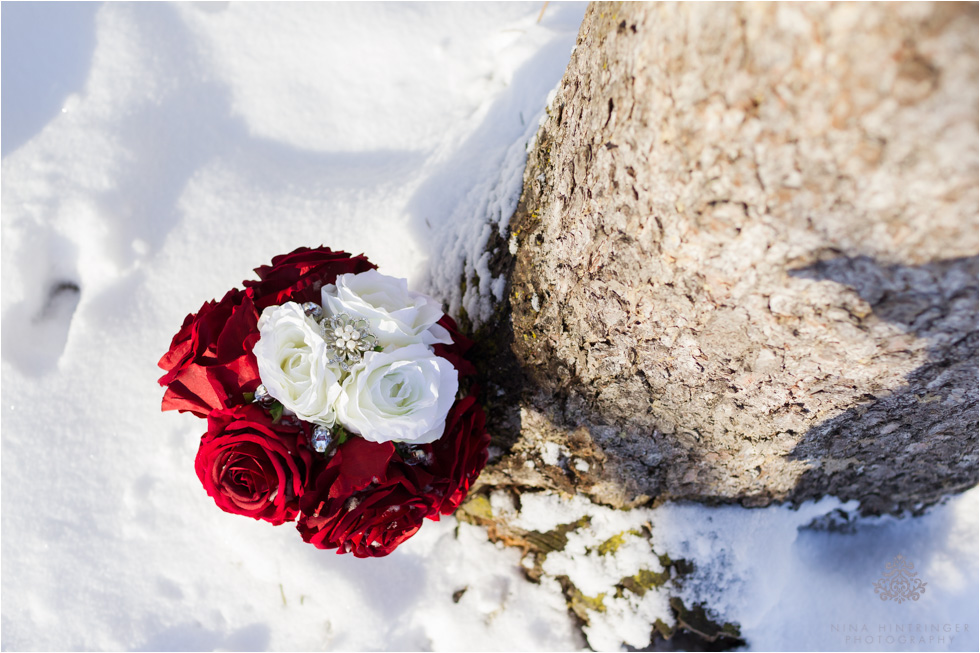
[335,344,459,444]
[253,302,342,427]
[321,269,452,349]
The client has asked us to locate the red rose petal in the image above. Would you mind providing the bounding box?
[328,438,395,499]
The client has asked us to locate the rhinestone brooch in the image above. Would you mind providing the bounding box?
[322,312,378,371]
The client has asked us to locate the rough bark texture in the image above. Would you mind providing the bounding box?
[476,1,979,515]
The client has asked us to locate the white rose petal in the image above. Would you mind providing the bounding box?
[335,344,459,444]
[321,269,453,349]
[253,302,342,427]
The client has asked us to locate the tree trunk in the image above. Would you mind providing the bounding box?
[475,1,978,515]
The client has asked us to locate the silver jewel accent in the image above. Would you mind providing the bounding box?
[253,384,275,407]
[402,447,430,466]
[302,302,324,319]
[311,425,332,453]
[323,312,378,370]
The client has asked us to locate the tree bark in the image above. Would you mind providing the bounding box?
[475,1,979,515]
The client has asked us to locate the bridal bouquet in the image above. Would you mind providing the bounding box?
[158,247,489,557]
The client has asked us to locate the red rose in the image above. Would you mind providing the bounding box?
[295,395,489,556]
[426,393,490,515]
[296,437,436,557]
[245,246,375,310]
[432,314,477,377]
[158,289,261,417]
[196,405,313,525]
[298,479,435,558]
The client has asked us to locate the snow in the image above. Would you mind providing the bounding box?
[1,2,976,652]
[653,492,980,651]
[490,490,979,652]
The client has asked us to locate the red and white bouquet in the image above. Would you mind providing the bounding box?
[158,247,489,557]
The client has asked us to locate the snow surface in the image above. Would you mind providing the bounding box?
[1,3,977,652]
[653,491,979,652]
[489,490,979,652]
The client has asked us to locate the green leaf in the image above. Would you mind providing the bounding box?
[243,391,256,403]
[270,402,284,423]
[374,345,384,352]
[335,426,349,444]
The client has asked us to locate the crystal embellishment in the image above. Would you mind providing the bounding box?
[311,425,332,453]
[396,443,432,466]
[404,448,430,466]
[253,384,275,407]
[323,312,378,371]
[302,302,324,320]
